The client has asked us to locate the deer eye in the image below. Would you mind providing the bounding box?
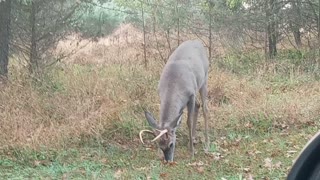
[168,142,173,148]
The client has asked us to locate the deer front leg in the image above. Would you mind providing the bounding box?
[187,95,196,159]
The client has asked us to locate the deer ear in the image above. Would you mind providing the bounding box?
[145,111,159,129]
[171,112,183,129]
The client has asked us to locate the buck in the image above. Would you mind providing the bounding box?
[139,40,209,162]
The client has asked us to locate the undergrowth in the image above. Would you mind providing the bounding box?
[0,49,319,179]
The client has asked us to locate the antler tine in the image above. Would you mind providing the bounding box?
[151,129,168,142]
[139,130,155,144]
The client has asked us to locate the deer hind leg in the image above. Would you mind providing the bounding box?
[187,95,196,158]
[200,81,209,153]
[192,101,200,144]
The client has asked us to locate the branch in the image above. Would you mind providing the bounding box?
[36,3,80,42]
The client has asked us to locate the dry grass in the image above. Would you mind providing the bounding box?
[208,66,320,132]
[0,56,160,149]
[0,68,111,149]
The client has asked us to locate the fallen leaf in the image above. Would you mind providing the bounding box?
[264,158,273,169]
[168,161,177,166]
[136,166,148,171]
[160,173,168,178]
[33,160,48,167]
[62,173,68,180]
[243,167,250,172]
[187,161,204,167]
[100,158,108,163]
[274,161,282,168]
[213,152,223,161]
[197,166,205,174]
[114,169,124,179]
[287,150,297,153]
[245,122,253,128]
[34,160,41,167]
[246,173,254,180]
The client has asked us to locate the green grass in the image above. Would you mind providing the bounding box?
[0,125,318,179]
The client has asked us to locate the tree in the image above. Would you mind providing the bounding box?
[290,0,303,49]
[10,0,101,77]
[266,0,278,59]
[318,0,320,58]
[0,0,11,81]
[112,0,320,64]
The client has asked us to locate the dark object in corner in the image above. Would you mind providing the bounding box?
[287,131,320,180]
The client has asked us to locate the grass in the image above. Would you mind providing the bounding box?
[0,126,317,179]
[0,47,319,179]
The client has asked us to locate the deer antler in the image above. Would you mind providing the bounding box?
[139,129,168,144]
[139,130,155,144]
[151,129,168,142]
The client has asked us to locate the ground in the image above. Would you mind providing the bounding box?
[0,125,318,179]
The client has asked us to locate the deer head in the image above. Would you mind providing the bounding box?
[139,111,183,162]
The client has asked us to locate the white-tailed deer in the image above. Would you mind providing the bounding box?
[139,40,209,162]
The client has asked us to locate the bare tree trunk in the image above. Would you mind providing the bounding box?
[141,1,147,69]
[318,0,320,61]
[264,1,269,61]
[152,4,156,34]
[98,12,103,37]
[165,29,172,52]
[29,1,39,75]
[208,0,213,62]
[267,0,277,59]
[268,21,277,58]
[292,27,302,49]
[175,1,180,46]
[264,30,268,61]
[152,2,165,63]
[0,0,11,81]
[177,14,180,46]
[291,0,302,49]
